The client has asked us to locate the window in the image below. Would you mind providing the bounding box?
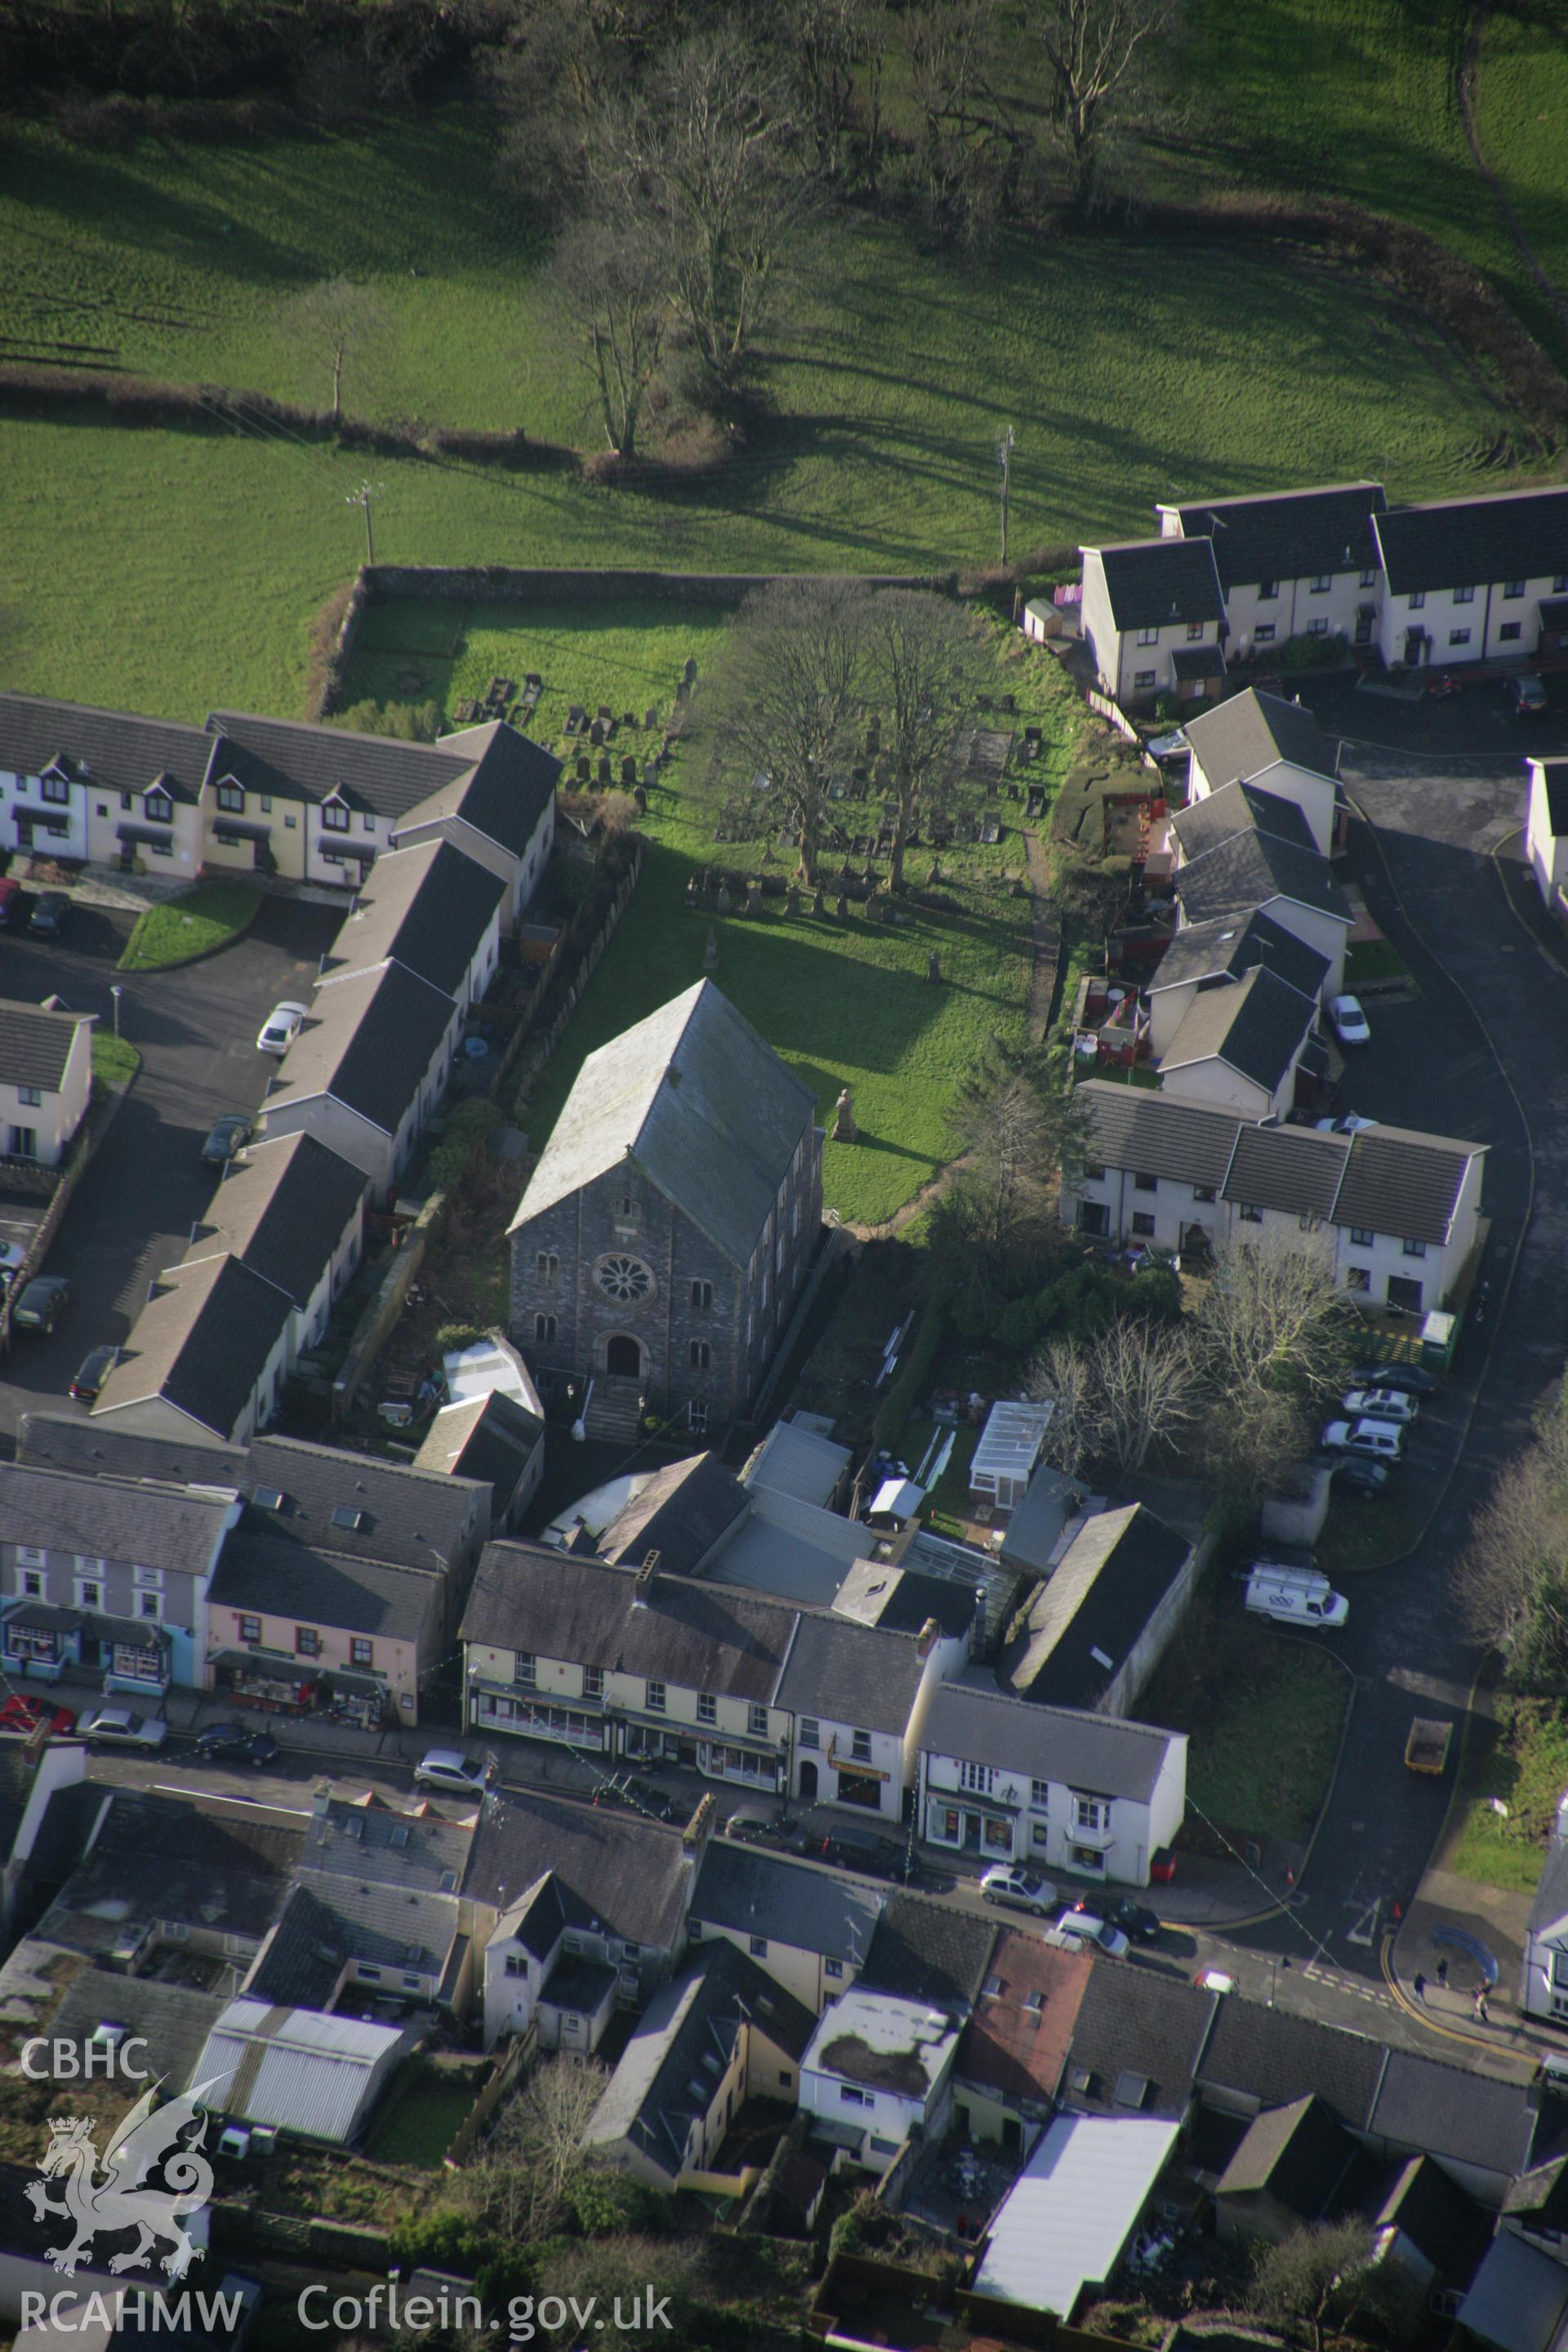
[504,1952,526,1978]
[1307,617,1330,637]
[137,1592,162,1622]
[690,1279,713,1312]
[76,1579,101,1613]
[534,1313,556,1343]
[1449,628,1471,647]
[689,1339,711,1370]
[1134,1170,1157,1193]
[535,1250,559,1281]
[1131,1212,1156,1238]
[1258,580,1279,601]
[1238,1203,1263,1224]
[1308,574,1331,594]
[41,773,68,804]
[748,1702,769,1738]
[825,1957,844,1979]
[17,1085,40,1107]
[1253,623,1276,644]
[261,795,272,813]
[750,1935,768,1958]
[1135,626,1159,648]
[850,1729,872,1763]
[1503,579,1526,599]
[1187,621,1205,642]
[322,800,350,832]
[1030,1779,1051,1810]
[1499,621,1522,641]
[296,1627,321,1657]
[1079,1200,1109,1237]
[1071,1845,1107,1873]
[798,1717,819,1748]
[689,1397,709,1436]
[363,813,376,834]
[645,1680,666,1713]
[1134,669,1156,690]
[1348,1226,1374,1247]
[1082,1161,1105,1183]
[516,1652,537,1688]
[960,1759,993,1794]
[1454,585,1475,604]
[584,1668,604,1700]
[595,1254,653,1303]
[216,783,243,813]
[1346,1266,1370,1293]
[613,1192,638,1222]
[1402,1237,1428,1258]
[1359,568,1378,589]
[239,1615,262,1644]
[350,1637,373,1668]
[1073,1795,1111,1833]
[120,791,132,811]
[21,1570,43,1600]
[697,1691,717,1725]
[145,792,172,824]
[285,813,296,829]
[1192,1183,1217,1204]
[1409,590,1426,610]
[839,2085,871,2107]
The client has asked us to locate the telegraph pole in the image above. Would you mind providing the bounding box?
[997,425,1015,566]
[346,480,381,565]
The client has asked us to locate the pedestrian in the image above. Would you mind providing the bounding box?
[1437,1956,1449,1988]
[1474,1989,1490,2024]
[1413,1971,1426,2003]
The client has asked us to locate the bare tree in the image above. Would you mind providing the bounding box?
[781,0,865,179]
[906,0,1018,244]
[1030,0,1177,213]
[861,589,981,892]
[491,0,680,219]
[1031,1334,1099,1477]
[1085,1315,1198,1473]
[701,576,866,883]
[283,276,392,422]
[1453,1401,1568,1661]
[1203,1381,1312,1506]
[1192,1228,1343,1400]
[462,2056,608,2244]
[1249,2218,1409,2352]
[551,214,670,461]
[955,1036,1086,1257]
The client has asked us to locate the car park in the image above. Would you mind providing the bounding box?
[1327,994,1370,1047]
[1342,1386,1419,1424]
[1321,1416,1405,1460]
[1076,1894,1161,1944]
[1333,1455,1392,1496]
[1053,1909,1130,1958]
[1512,673,1549,715]
[193,1722,280,1769]
[980,1864,1058,1917]
[1349,1361,1438,1396]
[28,890,69,938]
[201,1114,253,1166]
[80,1705,167,1749]
[412,1749,488,1796]
[69,1343,121,1403]
[256,1000,307,1056]
[11,1275,70,1334]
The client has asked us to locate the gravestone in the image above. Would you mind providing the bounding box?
[576,754,591,782]
[686,876,699,910]
[683,657,698,685]
[621,755,638,785]
[786,886,801,916]
[675,679,690,704]
[926,951,942,985]
[589,719,604,745]
[633,786,648,814]
[715,881,733,914]
[703,925,718,971]
[831,1089,858,1143]
[927,858,942,887]
[644,706,659,730]
[745,879,763,915]
[598,754,612,786]
[865,892,880,923]
[835,894,849,923]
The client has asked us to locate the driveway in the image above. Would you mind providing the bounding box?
[0,897,341,1439]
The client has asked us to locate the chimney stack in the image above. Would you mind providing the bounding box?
[633,1550,662,1606]
[916,1615,941,1659]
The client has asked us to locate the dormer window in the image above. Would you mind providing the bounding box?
[322,799,350,833]
[216,782,244,813]
[41,771,69,805]
[145,791,172,825]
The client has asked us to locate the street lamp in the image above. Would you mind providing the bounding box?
[109,985,123,1040]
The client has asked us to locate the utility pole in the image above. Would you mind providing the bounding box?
[996,425,1015,566]
[345,480,381,566]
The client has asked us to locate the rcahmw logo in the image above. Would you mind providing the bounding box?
[21,2291,248,2336]
[24,2079,218,2282]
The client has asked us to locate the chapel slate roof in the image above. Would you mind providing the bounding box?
[396,721,560,859]
[0,693,215,803]
[92,1254,292,1441]
[1171,780,1319,862]
[464,1788,696,1955]
[0,1463,234,1575]
[318,838,506,997]
[205,709,470,818]
[598,1451,751,1576]
[265,960,456,1136]
[507,979,816,1268]
[920,1678,1180,1806]
[1183,686,1336,787]
[183,1130,366,1310]
[208,1533,442,1645]
[1146,909,1330,1005]
[1165,483,1388,593]
[1173,828,1352,925]
[1158,964,1316,1094]
[861,1891,997,2008]
[691,1842,884,1962]
[1372,485,1568,596]
[1534,756,1568,839]
[0,999,94,1093]
[1000,1503,1193,1712]
[1089,538,1227,632]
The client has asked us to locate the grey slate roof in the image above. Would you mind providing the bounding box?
[0,1462,234,1575]
[1183,687,1336,788]
[1076,1079,1242,1192]
[1372,485,1568,596]
[1171,645,1224,682]
[861,1891,996,2007]
[414,1391,543,1517]
[1530,1838,1568,1936]
[463,1545,795,1702]
[1216,2094,1364,2213]
[38,1790,299,1956]
[1000,1504,1193,1712]
[1222,1120,1349,1219]
[1158,964,1316,1094]
[1198,1998,1388,2127]
[920,1679,1178,1806]
[1090,538,1227,632]
[0,998,94,1092]
[1534,757,1568,838]
[247,1432,485,1571]
[831,1559,978,1640]
[598,1451,751,1576]
[319,838,505,997]
[1166,483,1387,594]
[691,1842,884,1963]
[93,1254,292,1440]
[1064,1961,1218,2119]
[1171,780,1319,862]
[208,1532,442,1645]
[1173,827,1352,925]
[1147,910,1330,1006]
[1369,2047,1538,2176]
[265,960,454,1135]
[1379,2154,1492,2278]
[1332,1122,1483,1249]
[247,1882,350,2009]
[399,721,560,858]
[772,1607,933,1738]
[50,1970,229,2095]
[507,979,817,1267]
[184,1130,366,1310]
[0,692,215,803]
[302,1794,473,1895]
[464,1788,695,1954]
[206,709,470,817]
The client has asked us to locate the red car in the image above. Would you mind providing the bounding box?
[0,1694,78,1741]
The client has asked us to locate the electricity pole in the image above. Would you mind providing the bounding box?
[346,480,381,565]
[997,425,1015,566]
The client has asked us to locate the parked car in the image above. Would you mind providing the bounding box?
[1334,1455,1392,1496]
[598,1775,677,1823]
[1053,1909,1130,1959]
[980,1864,1058,1917]
[1327,995,1370,1047]
[69,1343,122,1404]
[1321,1416,1405,1460]
[0,1694,77,1740]
[28,890,69,938]
[1076,1894,1161,1944]
[1511,672,1549,715]
[256,1000,308,1056]
[80,1705,167,1749]
[11,1275,70,1334]
[0,876,20,926]
[813,1826,925,1886]
[1349,1361,1439,1396]
[412,1749,488,1796]
[192,1722,280,1769]
[1245,1567,1349,1628]
[1342,1386,1419,1425]
[724,1806,807,1855]
[201,1113,253,1166]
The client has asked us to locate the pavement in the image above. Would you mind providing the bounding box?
[0,895,341,1441]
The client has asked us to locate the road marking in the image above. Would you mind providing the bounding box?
[1346,1897,1382,1948]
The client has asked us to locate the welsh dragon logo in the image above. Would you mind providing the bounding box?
[25,2082,218,2278]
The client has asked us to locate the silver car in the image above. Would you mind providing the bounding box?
[980,1864,1058,1917]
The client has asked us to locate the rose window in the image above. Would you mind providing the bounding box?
[595,1254,653,1304]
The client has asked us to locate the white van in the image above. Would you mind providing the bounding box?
[1245,1569,1349,1628]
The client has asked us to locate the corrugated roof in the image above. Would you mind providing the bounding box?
[1183,687,1336,789]
[265,960,454,1136]
[195,2000,412,2141]
[1167,483,1387,594]
[0,998,94,1093]
[921,1679,1180,1806]
[1158,964,1316,1096]
[93,1254,291,1440]
[1000,1504,1193,1712]
[1372,486,1568,597]
[318,838,505,998]
[973,2113,1180,2314]
[1089,538,1227,632]
[183,1131,366,1310]
[507,980,816,1268]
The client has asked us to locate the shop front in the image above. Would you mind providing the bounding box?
[2,1603,172,1696]
[209,1648,319,1714]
